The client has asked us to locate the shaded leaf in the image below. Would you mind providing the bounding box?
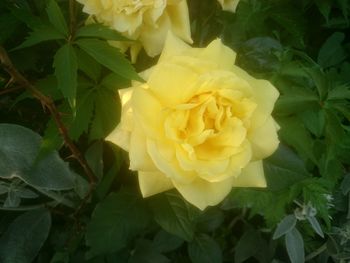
[235,229,261,263]
[307,216,324,238]
[318,32,347,68]
[46,0,68,36]
[153,230,184,253]
[188,234,222,263]
[86,191,150,258]
[129,239,170,263]
[53,44,78,107]
[149,192,199,241]
[0,209,51,263]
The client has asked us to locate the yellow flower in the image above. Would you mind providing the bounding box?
[217,0,240,12]
[76,0,192,62]
[106,33,279,210]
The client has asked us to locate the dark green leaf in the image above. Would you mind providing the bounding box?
[0,124,75,190]
[129,239,170,263]
[285,228,305,263]
[264,145,309,191]
[46,0,68,36]
[196,207,225,232]
[149,192,199,241]
[153,230,184,253]
[86,191,150,258]
[53,44,78,107]
[89,88,121,140]
[0,209,51,263]
[75,23,129,41]
[76,38,141,81]
[315,0,332,22]
[278,117,317,164]
[275,86,319,116]
[69,90,95,140]
[188,234,222,263]
[85,141,103,179]
[76,48,102,81]
[299,109,325,137]
[14,25,65,50]
[234,229,262,263]
[273,215,297,240]
[318,32,347,68]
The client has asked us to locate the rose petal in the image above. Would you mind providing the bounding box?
[248,117,280,160]
[138,171,174,197]
[232,160,266,187]
[172,176,234,210]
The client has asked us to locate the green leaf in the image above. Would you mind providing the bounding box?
[315,0,332,22]
[273,215,297,240]
[129,239,170,263]
[75,23,129,41]
[188,234,222,263]
[318,32,347,68]
[278,117,317,164]
[285,228,305,263]
[75,48,102,81]
[300,110,325,137]
[234,229,262,263]
[86,191,150,258]
[53,44,78,107]
[85,141,103,179]
[153,230,184,253]
[306,216,324,238]
[69,89,95,140]
[264,145,309,191]
[196,207,225,232]
[89,88,121,140]
[327,85,350,100]
[14,25,65,50]
[0,209,51,263]
[75,38,141,81]
[0,123,75,190]
[46,0,68,36]
[149,191,199,241]
[275,85,319,116]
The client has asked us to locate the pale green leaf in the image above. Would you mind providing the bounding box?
[273,215,297,240]
[285,228,305,263]
[307,216,324,238]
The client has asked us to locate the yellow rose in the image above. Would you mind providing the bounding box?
[106,33,279,210]
[76,0,192,62]
[217,0,240,12]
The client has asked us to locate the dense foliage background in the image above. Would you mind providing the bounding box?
[0,0,350,262]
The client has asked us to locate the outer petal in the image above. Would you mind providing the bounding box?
[129,127,157,171]
[195,39,236,70]
[248,117,279,160]
[230,65,279,129]
[159,31,191,63]
[232,160,266,187]
[166,0,193,44]
[147,62,198,106]
[172,176,234,210]
[138,171,174,197]
[132,85,164,139]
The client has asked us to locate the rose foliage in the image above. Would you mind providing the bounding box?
[0,0,350,263]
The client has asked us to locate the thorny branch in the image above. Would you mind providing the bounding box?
[0,45,97,207]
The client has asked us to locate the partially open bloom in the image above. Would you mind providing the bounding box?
[106,33,279,210]
[76,0,192,62]
[217,0,240,12]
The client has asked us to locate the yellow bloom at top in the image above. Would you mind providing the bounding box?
[76,0,192,62]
